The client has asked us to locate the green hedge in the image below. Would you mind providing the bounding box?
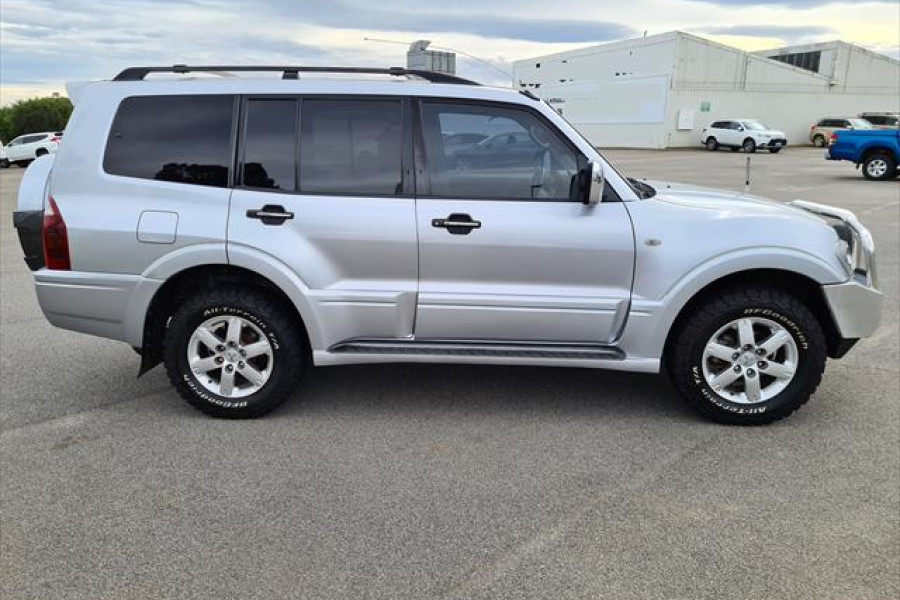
[0,97,73,144]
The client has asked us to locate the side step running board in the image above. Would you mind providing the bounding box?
[329,339,625,360]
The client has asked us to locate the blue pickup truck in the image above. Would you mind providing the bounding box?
[826,128,900,180]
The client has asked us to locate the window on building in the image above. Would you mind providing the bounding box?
[770,51,822,74]
[299,99,403,196]
[104,95,234,188]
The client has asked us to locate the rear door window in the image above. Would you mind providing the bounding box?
[104,95,235,188]
[241,98,298,191]
[299,99,404,196]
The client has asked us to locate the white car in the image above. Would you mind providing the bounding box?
[701,119,787,153]
[3,131,62,166]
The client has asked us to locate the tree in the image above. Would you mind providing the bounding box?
[0,97,73,143]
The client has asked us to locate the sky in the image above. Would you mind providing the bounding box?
[1,0,898,104]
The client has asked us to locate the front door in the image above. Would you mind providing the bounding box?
[413,100,634,344]
[228,96,418,348]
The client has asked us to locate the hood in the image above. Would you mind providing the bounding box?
[640,179,827,225]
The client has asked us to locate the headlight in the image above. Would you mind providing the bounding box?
[791,200,878,289]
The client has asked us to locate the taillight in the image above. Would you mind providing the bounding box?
[42,196,70,270]
[50,136,62,143]
[830,133,839,145]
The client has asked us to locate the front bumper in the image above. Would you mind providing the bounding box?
[822,280,883,339]
[759,138,787,148]
[790,199,882,343]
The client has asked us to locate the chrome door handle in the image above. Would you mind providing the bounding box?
[246,204,294,225]
[432,213,481,235]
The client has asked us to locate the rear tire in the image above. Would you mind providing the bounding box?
[742,138,757,153]
[35,148,48,158]
[163,287,308,418]
[862,153,896,181]
[705,137,719,151]
[812,135,826,148]
[667,287,826,425]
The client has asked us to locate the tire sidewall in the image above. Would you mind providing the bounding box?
[168,301,290,413]
[706,137,718,151]
[743,138,756,153]
[685,304,820,418]
[863,154,895,181]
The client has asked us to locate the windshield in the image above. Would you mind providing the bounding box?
[848,119,874,129]
[742,120,769,131]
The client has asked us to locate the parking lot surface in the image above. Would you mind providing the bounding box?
[1,147,897,600]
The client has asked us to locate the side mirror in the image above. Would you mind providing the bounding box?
[581,161,605,206]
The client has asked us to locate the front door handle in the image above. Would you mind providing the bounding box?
[432,213,481,235]
[246,204,294,226]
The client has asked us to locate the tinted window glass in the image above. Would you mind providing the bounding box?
[242,99,297,191]
[105,95,234,188]
[300,99,403,195]
[711,121,727,129]
[421,102,581,200]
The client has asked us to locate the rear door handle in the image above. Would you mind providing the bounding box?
[246,204,294,226]
[432,213,481,235]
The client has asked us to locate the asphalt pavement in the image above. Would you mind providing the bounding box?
[1,146,897,600]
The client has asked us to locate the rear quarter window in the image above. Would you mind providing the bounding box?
[104,95,235,188]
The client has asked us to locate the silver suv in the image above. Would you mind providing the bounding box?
[13,65,882,424]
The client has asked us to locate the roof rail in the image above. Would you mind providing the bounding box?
[112,65,480,85]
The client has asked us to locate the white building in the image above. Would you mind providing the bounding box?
[512,32,900,149]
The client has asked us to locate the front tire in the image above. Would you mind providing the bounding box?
[768,147,782,154]
[163,287,308,418]
[862,153,896,181]
[667,287,826,425]
[0,158,8,168]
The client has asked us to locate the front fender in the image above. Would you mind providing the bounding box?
[618,247,848,362]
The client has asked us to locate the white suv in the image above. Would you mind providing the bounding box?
[3,131,62,166]
[701,119,787,153]
[12,65,881,424]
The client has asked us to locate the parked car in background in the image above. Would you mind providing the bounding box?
[0,141,8,168]
[827,128,900,180]
[442,132,487,155]
[449,131,544,169]
[859,112,900,129]
[810,118,872,147]
[701,119,787,153]
[3,131,62,166]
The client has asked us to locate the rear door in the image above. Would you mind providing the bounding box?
[412,99,634,344]
[227,96,418,348]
